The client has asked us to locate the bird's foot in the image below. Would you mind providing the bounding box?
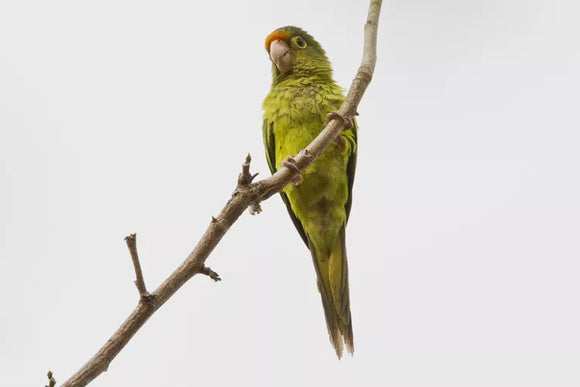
[282,156,304,186]
[327,111,354,129]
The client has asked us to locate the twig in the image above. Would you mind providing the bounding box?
[60,1,382,385]
[46,371,56,387]
[199,265,221,282]
[124,233,150,298]
[238,154,262,215]
[238,153,259,187]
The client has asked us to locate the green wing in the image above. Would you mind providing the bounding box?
[263,119,309,246]
[262,119,277,176]
[345,118,358,221]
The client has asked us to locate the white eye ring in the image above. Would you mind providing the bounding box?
[294,36,307,49]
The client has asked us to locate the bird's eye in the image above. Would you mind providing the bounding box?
[293,36,307,49]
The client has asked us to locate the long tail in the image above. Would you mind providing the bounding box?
[308,225,353,358]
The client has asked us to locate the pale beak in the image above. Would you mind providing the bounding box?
[269,39,292,73]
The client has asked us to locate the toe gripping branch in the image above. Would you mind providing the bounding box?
[327,111,354,129]
[281,156,304,186]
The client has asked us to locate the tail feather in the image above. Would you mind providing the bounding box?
[309,226,353,358]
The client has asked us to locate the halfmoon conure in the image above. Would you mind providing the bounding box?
[262,26,357,358]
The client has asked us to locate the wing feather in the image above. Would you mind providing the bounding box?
[345,118,358,221]
[262,119,309,246]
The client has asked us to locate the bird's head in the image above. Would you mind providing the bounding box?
[265,26,332,82]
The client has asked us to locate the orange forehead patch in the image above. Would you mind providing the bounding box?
[265,30,291,52]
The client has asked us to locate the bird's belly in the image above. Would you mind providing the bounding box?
[277,127,349,255]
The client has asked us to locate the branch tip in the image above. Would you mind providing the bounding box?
[238,153,257,187]
[199,265,221,282]
[125,233,149,297]
[46,371,56,387]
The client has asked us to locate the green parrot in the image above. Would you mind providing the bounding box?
[262,26,357,358]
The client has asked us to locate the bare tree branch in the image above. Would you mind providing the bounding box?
[60,1,382,385]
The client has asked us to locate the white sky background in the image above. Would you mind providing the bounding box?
[1,0,579,386]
